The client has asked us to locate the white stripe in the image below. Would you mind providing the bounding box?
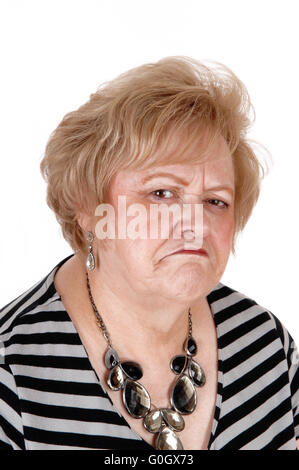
[18,387,117,412]
[220,320,277,362]
[0,320,76,343]
[223,337,283,381]
[0,398,23,433]
[22,413,141,440]
[26,440,100,449]
[216,383,291,447]
[5,343,87,358]
[241,414,296,449]
[222,359,290,411]
[217,304,269,336]
[9,364,95,382]
[0,282,48,331]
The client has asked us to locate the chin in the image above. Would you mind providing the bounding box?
[165,269,209,300]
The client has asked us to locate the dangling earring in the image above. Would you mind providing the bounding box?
[86,231,95,271]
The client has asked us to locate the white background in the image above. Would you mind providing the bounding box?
[0,0,298,342]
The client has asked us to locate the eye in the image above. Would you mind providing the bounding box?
[150,189,176,200]
[206,199,229,209]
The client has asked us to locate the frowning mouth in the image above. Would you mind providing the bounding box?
[163,248,208,260]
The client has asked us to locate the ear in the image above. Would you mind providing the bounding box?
[76,212,94,234]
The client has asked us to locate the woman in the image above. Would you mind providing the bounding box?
[0,57,298,450]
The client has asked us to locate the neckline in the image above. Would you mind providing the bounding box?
[47,253,224,450]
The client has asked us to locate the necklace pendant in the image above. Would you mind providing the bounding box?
[144,409,163,433]
[144,408,185,450]
[144,408,184,433]
[156,426,184,450]
[170,355,189,375]
[123,379,151,418]
[170,374,197,414]
[105,348,119,369]
[120,361,143,381]
[189,359,206,387]
[184,336,198,356]
[161,408,185,431]
[107,364,125,390]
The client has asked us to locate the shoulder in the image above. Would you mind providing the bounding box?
[0,254,74,346]
[209,283,299,447]
[208,281,298,361]
[0,269,60,450]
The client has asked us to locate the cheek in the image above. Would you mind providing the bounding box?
[211,215,235,250]
[114,238,158,267]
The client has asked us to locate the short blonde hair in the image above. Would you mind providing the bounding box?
[40,56,268,255]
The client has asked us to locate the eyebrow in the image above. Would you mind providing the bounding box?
[141,172,190,186]
[141,172,234,195]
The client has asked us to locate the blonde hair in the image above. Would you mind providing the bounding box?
[40,56,268,256]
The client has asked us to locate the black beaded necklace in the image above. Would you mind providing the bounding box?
[86,271,206,450]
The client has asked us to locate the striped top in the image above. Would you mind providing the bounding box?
[0,253,298,450]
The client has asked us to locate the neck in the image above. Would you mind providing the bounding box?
[72,253,213,361]
[88,279,209,357]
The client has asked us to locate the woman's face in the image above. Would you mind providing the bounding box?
[94,133,235,304]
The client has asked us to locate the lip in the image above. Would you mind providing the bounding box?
[169,248,208,257]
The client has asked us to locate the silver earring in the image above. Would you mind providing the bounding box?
[86,231,95,271]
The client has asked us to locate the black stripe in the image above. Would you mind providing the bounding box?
[218,312,270,348]
[220,398,293,449]
[0,253,74,330]
[0,439,13,450]
[223,349,285,401]
[15,375,106,397]
[215,372,291,437]
[0,416,25,450]
[6,332,81,346]
[294,409,299,433]
[0,278,49,328]
[262,424,296,449]
[6,354,91,370]
[214,298,258,326]
[0,365,22,415]
[12,309,70,325]
[0,283,60,338]
[24,426,153,450]
[0,381,20,415]
[207,285,236,304]
[290,367,299,404]
[20,399,127,425]
[269,310,285,347]
[222,329,279,372]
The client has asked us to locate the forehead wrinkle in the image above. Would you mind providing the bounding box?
[134,158,233,192]
[111,135,234,193]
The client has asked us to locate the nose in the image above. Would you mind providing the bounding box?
[176,193,211,245]
[170,194,209,249]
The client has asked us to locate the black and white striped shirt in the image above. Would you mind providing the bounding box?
[0,253,298,450]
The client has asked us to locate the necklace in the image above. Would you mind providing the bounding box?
[86,272,206,450]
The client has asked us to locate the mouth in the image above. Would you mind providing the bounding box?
[164,248,208,259]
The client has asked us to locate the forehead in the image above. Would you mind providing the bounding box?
[112,134,234,190]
